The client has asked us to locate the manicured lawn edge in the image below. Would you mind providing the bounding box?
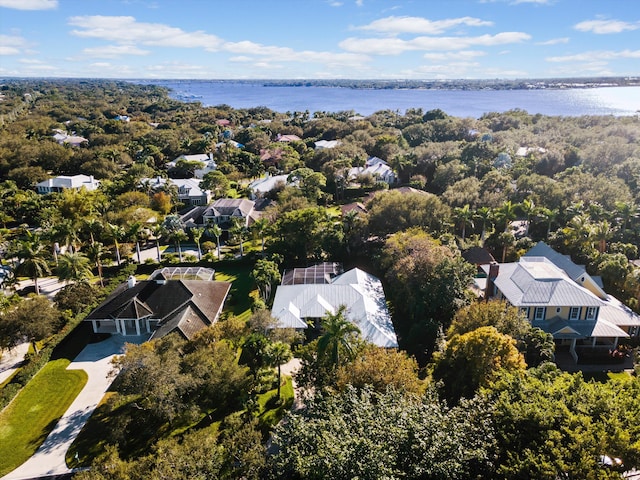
[0,358,88,477]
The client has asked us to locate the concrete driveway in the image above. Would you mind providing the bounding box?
[1,334,144,480]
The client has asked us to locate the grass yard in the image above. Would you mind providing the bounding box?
[256,377,294,430]
[0,358,87,477]
[67,376,295,467]
[214,261,258,322]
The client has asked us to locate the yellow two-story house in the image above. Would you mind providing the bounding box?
[483,242,640,362]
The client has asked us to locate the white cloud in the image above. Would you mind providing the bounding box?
[229,56,253,62]
[340,32,531,55]
[0,0,56,10]
[356,16,493,35]
[355,0,363,6]
[547,49,640,62]
[82,45,150,58]
[479,0,553,4]
[574,19,639,34]
[68,16,223,51]
[18,58,43,64]
[536,37,569,45]
[0,34,27,55]
[223,40,369,66]
[0,46,20,55]
[328,0,343,5]
[423,50,486,61]
[511,0,552,4]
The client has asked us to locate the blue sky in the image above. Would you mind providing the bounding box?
[0,0,638,79]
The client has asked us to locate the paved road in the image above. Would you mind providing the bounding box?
[1,335,144,480]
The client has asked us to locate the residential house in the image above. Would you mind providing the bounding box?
[348,157,397,185]
[35,174,100,194]
[482,242,640,362]
[259,147,285,169]
[52,129,88,147]
[179,197,269,230]
[140,177,211,207]
[340,202,367,216]
[271,263,399,348]
[85,267,231,340]
[247,174,290,199]
[314,139,341,150]
[166,153,217,179]
[277,134,301,142]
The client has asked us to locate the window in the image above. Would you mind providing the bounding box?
[534,307,546,321]
[586,307,597,320]
[520,307,529,318]
[569,307,580,320]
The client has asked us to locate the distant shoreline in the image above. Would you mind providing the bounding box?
[134,77,640,91]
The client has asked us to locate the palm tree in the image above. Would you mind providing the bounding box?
[57,252,94,284]
[453,204,474,241]
[51,218,80,254]
[495,200,519,233]
[317,305,360,369]
[229,217,248,258]
[615,201,637,234]
[251,218,269,256]
[127,222,144,264]
[15,234,50,295]
[591,220,613,254]
[85,241,106,287]
[498,231,516,263]
[191,227,204,261]
[150,224,164,263]
[162,215,187,262]
[173,230,188,262]
[82,217,103,246]
[563,214,592,250]
[106,223,126,266]
[520,199,535,237]
[536,207,559,240]
[206,222,223,261]
[474,206,494,245]
[266,341,293,400]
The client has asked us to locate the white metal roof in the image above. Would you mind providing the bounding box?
[271,267,398,348]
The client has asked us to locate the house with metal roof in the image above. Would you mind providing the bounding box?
[167,153,217,179]
[483,242,640,362]
[140,177,211,207]
[271,264,398,348]
[348,157,397,185]
[35,174,100,194]
[85,268,230,340]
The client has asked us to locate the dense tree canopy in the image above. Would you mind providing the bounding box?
[381,229,475,362]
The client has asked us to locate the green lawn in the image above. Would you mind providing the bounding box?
[215,261,257,322]
[67,376,295,467]
[256,377,294,430]
[0,358,87,477]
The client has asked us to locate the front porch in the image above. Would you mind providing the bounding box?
[89,317,157,337]
[554,343,635,373]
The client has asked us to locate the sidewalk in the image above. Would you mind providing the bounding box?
[0,343,29,385]
[1,335,143,480]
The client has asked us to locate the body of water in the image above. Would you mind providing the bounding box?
[141,80,640,118]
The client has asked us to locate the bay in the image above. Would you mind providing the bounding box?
[139,80,640,118]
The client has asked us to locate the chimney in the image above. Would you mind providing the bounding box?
[485,262,499,300]
[127,275,137,289]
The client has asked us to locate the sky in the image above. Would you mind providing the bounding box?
[0,0,638,80]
